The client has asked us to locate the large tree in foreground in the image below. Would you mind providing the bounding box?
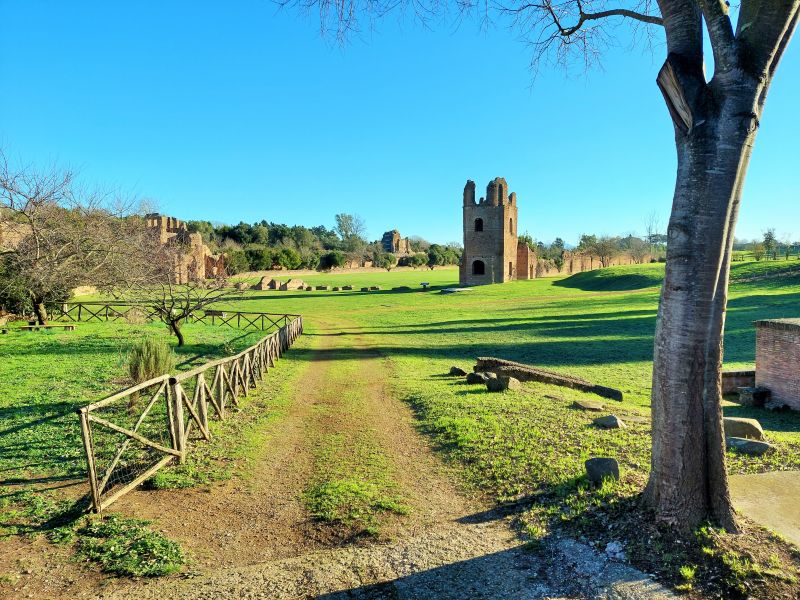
[288,0,799,530]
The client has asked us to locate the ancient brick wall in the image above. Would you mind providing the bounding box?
[756,319,800,409]
[516,242,536,280]
[381,230,412,255]
[145,213,222,283]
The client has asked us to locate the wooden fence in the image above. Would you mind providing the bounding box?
[76,315,303,513]
[54,301,298,332]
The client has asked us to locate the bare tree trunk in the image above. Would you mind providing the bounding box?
[644,66,763,532]
[169,320,185,347]
[31,294,48,325]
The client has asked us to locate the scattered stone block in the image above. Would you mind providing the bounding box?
[316,285,329,291]
[585,457,619,484]
[332,287,340,291]
[726,437,775,456]
[487,376,521,392]
[723,417,764,440]
[342,285,353,291]
[449,366,468,377]
[253,276,279,290]
[370,286,381,291]
[572,399,604,412]
[593,415,625,429]
[738,386,771,408]
[235,282,249,291]
[621,414,649,424]
[360,287,370,292]
[475,357,623,401]
[280,278,306,291]
[305,286,313,291]
[466,372,490,384]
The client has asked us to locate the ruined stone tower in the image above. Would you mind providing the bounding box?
[459,177,519,285]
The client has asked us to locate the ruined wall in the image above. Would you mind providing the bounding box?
[516,242,537,280]
[145,213,223,283]
[756,319,800,410]
[381,230,412,255]
[460,177,518,286]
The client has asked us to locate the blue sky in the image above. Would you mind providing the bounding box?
[1,1,798,245]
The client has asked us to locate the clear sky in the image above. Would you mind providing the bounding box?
[1,1,798,246]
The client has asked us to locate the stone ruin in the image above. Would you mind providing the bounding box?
[280,279,306,291]
[459,178,536,286]
[145,213,224,284]
[253,277,280,290]
[381,230,412,256]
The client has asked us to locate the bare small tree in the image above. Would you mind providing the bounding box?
[626,236,650,264]
[0,152,146,324]
[593,236,620,268]
[116,234,240,346]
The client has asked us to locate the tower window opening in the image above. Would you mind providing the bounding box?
[472,260,485,275]
[475,218,484,232]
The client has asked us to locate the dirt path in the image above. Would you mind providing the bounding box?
[100,320,562,598]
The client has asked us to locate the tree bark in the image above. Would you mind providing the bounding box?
[644,62,764,532]
[31,295,48,325]
[169,320,185,347]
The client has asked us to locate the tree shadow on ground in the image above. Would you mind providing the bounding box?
[316,545,550,600]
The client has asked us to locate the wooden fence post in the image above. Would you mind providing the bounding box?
[217,365,226,419]
[169,378,186,463]
[78,408,102,513]
[197,373,210,439]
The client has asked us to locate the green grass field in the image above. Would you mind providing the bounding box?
[4,260,800,592]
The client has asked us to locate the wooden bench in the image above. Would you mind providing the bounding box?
[18,324,76,332]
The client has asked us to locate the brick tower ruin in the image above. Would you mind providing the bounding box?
[460,177,521,285]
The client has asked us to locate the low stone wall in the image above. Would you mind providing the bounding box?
[475,357,623,401]
[756,319,800,410]
[722,370,756,395]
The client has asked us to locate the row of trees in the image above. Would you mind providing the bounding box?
[736,229,800,261]
[193,215,461,274]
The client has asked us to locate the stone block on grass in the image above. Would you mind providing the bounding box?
[726,437,775,456]
[585,457,619,484]
[593,415,625,429]
[738,386,771,408]
[487,376,521,392]
[723,417,764,440]
[572,399,604,412]
[466,372,490,384]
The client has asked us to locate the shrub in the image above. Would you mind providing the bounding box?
[127,338,174,384]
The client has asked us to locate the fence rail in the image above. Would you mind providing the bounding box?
[54,301,300,332]
[77,315,303,513]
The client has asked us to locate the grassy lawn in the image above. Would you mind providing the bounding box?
[3,260,800,594]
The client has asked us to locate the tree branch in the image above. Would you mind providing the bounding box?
[737,0,800,80]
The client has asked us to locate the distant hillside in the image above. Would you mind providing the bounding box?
[555,260,800,292]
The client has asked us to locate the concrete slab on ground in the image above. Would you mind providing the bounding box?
[730,471,800,547]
